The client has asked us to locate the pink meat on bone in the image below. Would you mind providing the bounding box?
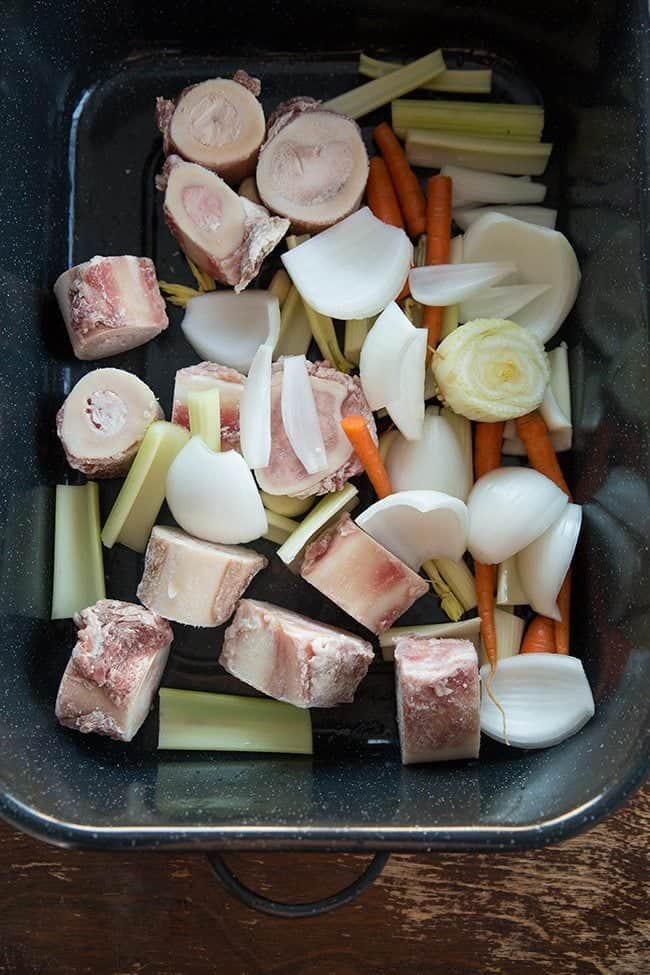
[54,256,169,360]
[171,361,245,449]
[55,599,173,742]
[220,598,374,708]
[394,636,480,764]
[300,513,429,635]
[159,155,289,292]
[255,359,377,498]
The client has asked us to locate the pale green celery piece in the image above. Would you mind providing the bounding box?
[158,688,313,754]
[380,616,481,660]
[158,281,201,308]
[51,483,105,620]
[415,234,428,267]
[188,387,221,452]
[496,555,529,606]
[276,285,313,357]
[433,558,477,612]
[358,54,492,94]
[323,50,445,120]
[276,484,359,567]
[259,491,314,518]
[405,131,553,177]
[344,318,372,366]
[101,421,190,553]
[480,607,524,667]
[422,559,464,622]
[392,99,544,142]
[186,257,216,292]
[263,509,300,545]
[268,269,292,307]
[440,304,459,339]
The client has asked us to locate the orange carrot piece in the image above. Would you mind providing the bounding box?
[397,274,411,301]
[423,175,453,357]
[475,562,497,667]
[520,615,556,654]
[474,421,505,480]
[340,415,392,500]
[366,157,404,229]
[373,123,426,237]
[515,411,572,497]
[555,569,572,655]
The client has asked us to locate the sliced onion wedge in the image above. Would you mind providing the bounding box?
[517,503,582,619]
[453,205,557,231]
[280,355,328,475]
[281,207,412,319]
[441,165,547,206]
[386,327,427,440]
[467,467,569,564]
[181,291,281,373]
[480,654,595,749]
[359,302,419,410]
[355,489,469,570]
[458,283,551,323]
[384,406,473,500]
[239,342,272,468]
[409,261,516,306]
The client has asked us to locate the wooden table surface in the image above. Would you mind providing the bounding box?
[1,783,648,975]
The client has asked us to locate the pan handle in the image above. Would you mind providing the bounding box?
[206,851,390,918]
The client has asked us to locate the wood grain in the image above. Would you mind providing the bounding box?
[0,784,648,975]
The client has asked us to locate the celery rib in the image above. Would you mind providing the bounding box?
[188,387,221,452]
[392,99,544,142]
[405,131,553,176]
[324,50,445,120]
[358,54,492,95]
[380,617,481,660]
[51,483,105,619]
[277,484,359,567]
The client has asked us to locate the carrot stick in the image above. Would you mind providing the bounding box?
[366,157,404,229]
[340,415,392,499]
[475,562,497,665]
[520,615,556,654]
[555,569,572,655]
[515,411,572,497]
[373,122,426,237]
[423,175,453,357]
[474,420,505,479]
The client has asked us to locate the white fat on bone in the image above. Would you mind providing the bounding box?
[220,598,374,708]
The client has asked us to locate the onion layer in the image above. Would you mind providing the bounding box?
[384,406,473,500]
[409,261,516,306]
[181,291,281,373]
[517,503,582,619]
[280,355,328,475]
[239,343,273,469]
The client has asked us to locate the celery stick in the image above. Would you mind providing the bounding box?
[158,281,201,308]
[344,318,372,366]
[158,688,313,754]
[480,607,524,667]
[277,484,359,567]
[422,559,464,621]
[188,387,221,452]
[358,54,492,95]
[263,509,300,545]
[324,50,445,120]
[496,555,529,606]
[187,257,216,292]
[268,269,292,307]
[101,421,190,553]
[51,483,105,619]
[434,558,477,612]
[392,100,544,142]
[380,617,481,660]
[276,285,313,357]
[259,491,314,518]
[405,131,553,176]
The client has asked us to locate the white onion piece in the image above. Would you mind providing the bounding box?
[166,438,267,544]
[239,342,272,469]
[281,207,412,319]
[356,489,469,570]
[359,302,419,410]
[409,261,516,306]
[181,291,281,373]
[517,503,582,619]
[480,654,595,749]
[458,284,551,323]
[463,213,581,344]
[385,406,473,500]
[441,166,546,206]
[453,205,557,231]
[280,355,328,475]
[386,328,427,440]
[467,467,569,564]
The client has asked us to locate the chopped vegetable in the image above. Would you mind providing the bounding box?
[102,421,190,553]
[392,100,544,141]
[263,509,300,545]
[158,280,201,307]
[421,560,465,622]
[459,283,551,323]
[51,483,105,620]
[158,688,313,754]
[555,571,572,656]
[239,342,273,469]
[187,257,216,292]
[473,420,506,673]
[380,617,481,659]
[373,122,426,236]
[434,558,477,612]
[385,327,427,440]
[188,387,221,452]
[276,483,359,567]
[520,615,556,654]
[344,317,372,366]
[440,234,463,338]
[341,414,392,499]
[517,503,582,619]
[259,491,314,518]
[282,208,412,321]
[281,355,328,475]
[366,156,404,228]
[422,174,452,353]
[453,205,557,231]
[479,606,525,667]
[384,405,473,500]
[496,555,529,606]
[358,54,492,94]
[324,49,445,120]
[276,285,313,358]
[410,261,517,306]
[181,290,281,373]
[360,302,420,409]
[238,175,262,205]
[406,131,552,176]
[433,318,550,422]
[268,268,292,306]
[515,411,572,496]
[441,166,546,206]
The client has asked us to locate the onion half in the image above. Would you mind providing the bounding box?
[384,406,473,500]
[517,503,582,619]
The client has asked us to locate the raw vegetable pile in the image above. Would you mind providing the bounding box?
[51,51,595,763]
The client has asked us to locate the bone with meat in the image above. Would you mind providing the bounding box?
[57,368,163,477]
[299,513,429,635]
[394,636,480,764]
[55,599,173,742]
[255,359,377,498]
[220,598,374,708]
[54,256,169,360]
[160,156,289,292]
[171,361,245,449]
[137,526,267,627]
